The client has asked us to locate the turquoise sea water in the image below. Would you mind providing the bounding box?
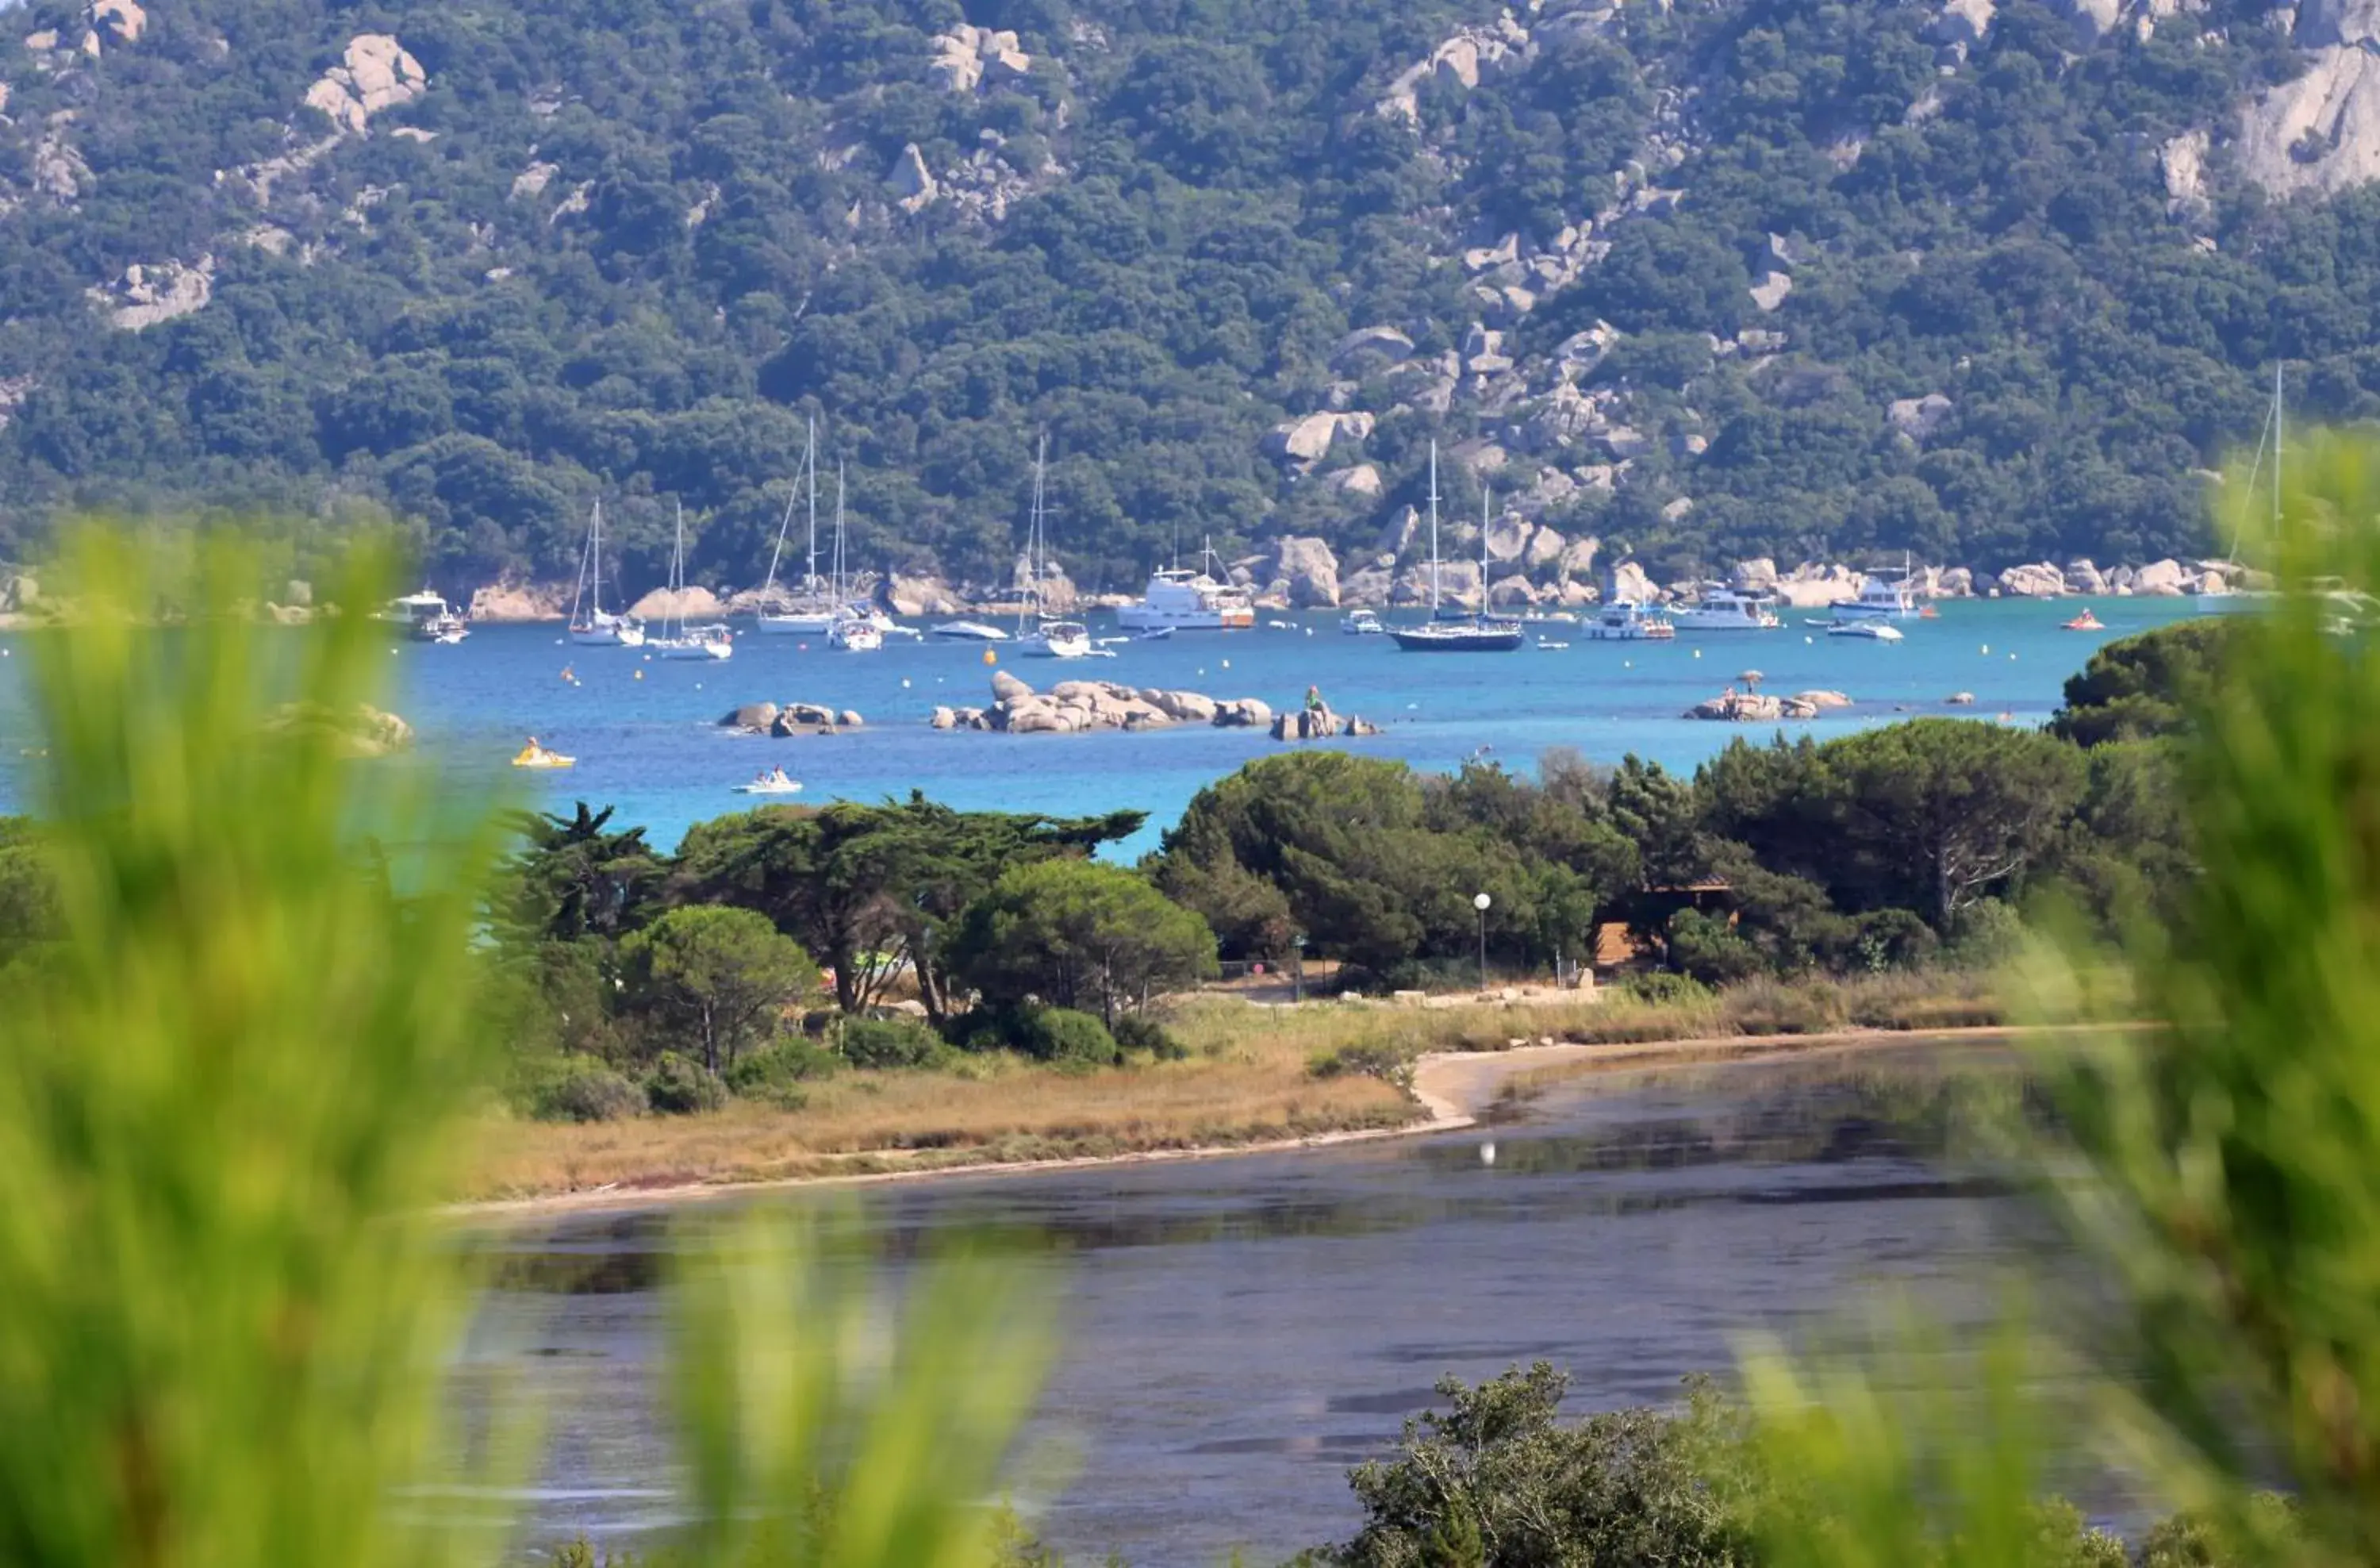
[0,596,2201,852]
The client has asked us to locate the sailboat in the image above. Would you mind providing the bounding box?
[568,499,646,648]
[651,502,734,661]
[1388,446,1525,652]
[755,418,841,635]
[824,463,882,651]
[2198,364,2282,615]
[1014,435,1106,659]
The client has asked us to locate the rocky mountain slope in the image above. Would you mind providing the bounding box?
[0,0,2376,601]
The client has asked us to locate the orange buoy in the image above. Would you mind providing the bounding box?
[982,648,997,666]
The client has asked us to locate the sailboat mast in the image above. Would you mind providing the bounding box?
[1428,440,1441,613]
[2274,361,2284,528]
[806,416,820,593]
[1481,482,1492,615]
[834,459,846,603]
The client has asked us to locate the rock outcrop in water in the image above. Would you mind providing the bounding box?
[1270,699,1380,740]
[1684,690,1832,722]
[718,701,862,735]
[931,674,1284,735]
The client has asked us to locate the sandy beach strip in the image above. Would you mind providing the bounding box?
[451,1025,2036,1223]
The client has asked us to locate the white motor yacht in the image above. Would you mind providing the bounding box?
[1341,609,1384,636]
[1831,558,1923,622]
[1018,619,1107,659]
[1670,583,1782,631]
[1586,602,1676,640]
[1116,551,1256,631]
[827,614,883,651]
[932,620,1010,641]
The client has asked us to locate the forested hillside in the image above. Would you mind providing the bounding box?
[1,0,2375,598]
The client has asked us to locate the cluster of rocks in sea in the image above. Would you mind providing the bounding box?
[931,672,1379,740]
[1684,689,1852,722]
[718,701,865,736]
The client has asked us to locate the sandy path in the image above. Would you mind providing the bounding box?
[459,1028,2019,1223]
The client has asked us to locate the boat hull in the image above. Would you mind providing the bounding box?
[754,612,836,635]
[570,622,645,648]
[1388,625,1526,652]
[1116,605,1256,631]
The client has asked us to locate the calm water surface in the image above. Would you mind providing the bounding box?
[0,596,2195,851]
[472,1047,2047,1565]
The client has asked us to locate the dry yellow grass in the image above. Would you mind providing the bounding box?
[468,974,2005,1205]
[468,1028,1409,1201]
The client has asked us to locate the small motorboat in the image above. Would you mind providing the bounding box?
[1919,604,1940,620]
[1536,638,1570,650]
[735,771,804,796]
[1265,618,1296,630]
[1136,626,1175,641]
[1827,621,1905,641]
[512,740,575,769]
[932,620,1009,641]
[2063,609,2105,632]
[1342,609,1384,636]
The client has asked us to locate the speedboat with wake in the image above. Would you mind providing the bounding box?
[1826,620,1904,641]
[735,767,803,796]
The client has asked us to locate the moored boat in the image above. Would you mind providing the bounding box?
[647,502,735,661]
[932,620,1010,641]
[1671,583,1782,632]
[1116,549,1255,631]
[1826,620,1905,641]
[1388,448,1524,654]
[1586,601,1676,641]
[567,500,647,648]
[1341,609,1384,636]
[754,419,842,634]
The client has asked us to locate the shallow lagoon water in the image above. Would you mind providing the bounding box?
[0,594,2195,851]
[472,1047,2045,1566]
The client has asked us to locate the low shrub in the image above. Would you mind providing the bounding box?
[1618,971,1712,1006]
[946,1004,1121,1066]
[516,1055,643,1124]
[1309,1041,1416,1093]
[1111,1010,1189,1061]
[644,1050,727,1115]
[1025,1007,1121,1066]
[840,1015,952,1070]
[723,1040,841,1106]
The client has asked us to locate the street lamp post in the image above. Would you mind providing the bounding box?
[1473,891,1491,993]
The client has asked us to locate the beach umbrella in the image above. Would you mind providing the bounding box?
[1739,669,1764,688]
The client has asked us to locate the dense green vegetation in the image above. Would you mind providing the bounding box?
[457,622,2215,1118]
[0,0,2374,590]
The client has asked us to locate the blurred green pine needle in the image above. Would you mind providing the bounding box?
[0,528,1057,1568]
[1742,432,2380,1567]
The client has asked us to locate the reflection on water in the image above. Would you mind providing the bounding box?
[468,1043,2044,1566]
